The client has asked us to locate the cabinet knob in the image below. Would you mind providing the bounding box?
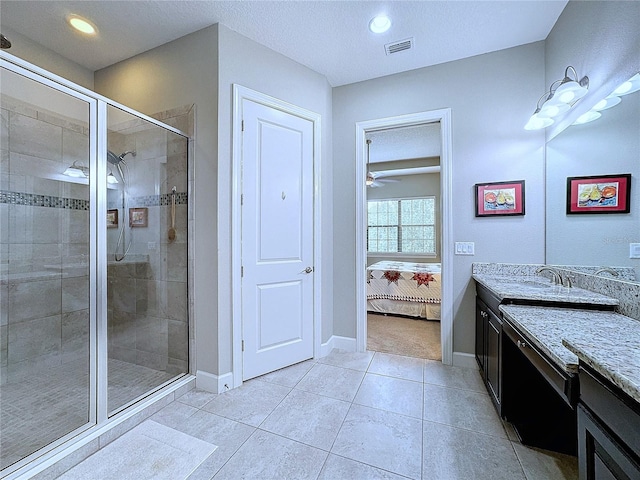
[517,340,527,349]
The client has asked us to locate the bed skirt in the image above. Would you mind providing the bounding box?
[367,299,441,321]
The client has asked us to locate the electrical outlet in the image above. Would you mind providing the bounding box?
[148,242,157,250]
[630,243,640,259]
[455,242,475,255]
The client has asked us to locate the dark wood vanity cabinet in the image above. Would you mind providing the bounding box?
[577,365,640,480]
[475,285,502,413]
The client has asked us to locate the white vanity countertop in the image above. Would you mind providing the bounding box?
[474,274,619,306]
[500,305,640,403]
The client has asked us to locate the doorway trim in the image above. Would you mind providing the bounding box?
[355,109,453,365]
[231,85,322,388]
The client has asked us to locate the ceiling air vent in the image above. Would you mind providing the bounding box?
[385,37,414,56]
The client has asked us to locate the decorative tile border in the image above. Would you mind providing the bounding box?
[107,192,188,210]
[0,190,89,210]
[1,190,188,211]
[134,192,188,207]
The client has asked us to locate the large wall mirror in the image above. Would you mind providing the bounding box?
[545,78,640,282]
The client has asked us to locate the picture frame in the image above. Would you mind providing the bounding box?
[129,207,148,227]
[475,180,525,217]
[566,174,631,214]
[107,209,118,228]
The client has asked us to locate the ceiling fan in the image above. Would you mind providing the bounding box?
[366,139,400,188]
[366,170,400,188]
[366,138,441,187]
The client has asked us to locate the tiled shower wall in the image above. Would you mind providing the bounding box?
[106,108,189,376]
[0,95,90,384]
[1,96,190,384]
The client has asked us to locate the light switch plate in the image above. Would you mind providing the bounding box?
[630,243,640,259]
[455,242,475,255]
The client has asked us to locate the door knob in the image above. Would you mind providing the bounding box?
[304,266,314,274]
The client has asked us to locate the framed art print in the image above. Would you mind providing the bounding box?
[475,180,525,217]
[566,174,631,214]
[129,207,148,227]
[107,209,118,228]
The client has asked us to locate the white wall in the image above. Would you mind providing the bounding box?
[332,42,547,355]
[0,26,94,89]
[216,25,334,373]
[94,25,220,377]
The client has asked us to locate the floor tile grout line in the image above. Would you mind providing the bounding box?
[509,438,532,480]
[363,369,426,385]
[422,379,489,395]
[421,417,511,441]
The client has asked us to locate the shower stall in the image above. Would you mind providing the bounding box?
[0,54,190,476]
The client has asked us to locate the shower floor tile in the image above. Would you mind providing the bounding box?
[0,359,179,471]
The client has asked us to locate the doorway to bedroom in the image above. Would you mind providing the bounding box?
[355,110,453,364]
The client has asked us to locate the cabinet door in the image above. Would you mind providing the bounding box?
[486,311,501,407]
[578,404,640,480]
[475,299,487,371]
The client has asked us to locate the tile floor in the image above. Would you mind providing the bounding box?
[57,349,578,480]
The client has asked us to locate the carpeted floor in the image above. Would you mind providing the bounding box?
[367,313,441,361]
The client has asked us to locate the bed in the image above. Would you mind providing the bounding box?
[367,261,441,320]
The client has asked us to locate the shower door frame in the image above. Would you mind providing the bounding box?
[1,52,191,480]
[0,57,100,476]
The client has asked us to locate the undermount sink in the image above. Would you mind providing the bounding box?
[517,280,555,288]
[490,277,554,289]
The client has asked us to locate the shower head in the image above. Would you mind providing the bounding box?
[107,150,136,165]
[1,34,11,49]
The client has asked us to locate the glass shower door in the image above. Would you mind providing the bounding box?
[0,64,95,471]
[106,105,188,415]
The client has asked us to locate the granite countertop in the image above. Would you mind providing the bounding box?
[500,304,640,403]
[563,336,640,405]
[474,274,619,306]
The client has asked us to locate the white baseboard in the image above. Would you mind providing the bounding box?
[452,352,478,369]
[196,370,234,393]
[319,335,357,358]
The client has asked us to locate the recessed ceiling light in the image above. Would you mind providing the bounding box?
[67,14,97,35]
[369,15,391,34]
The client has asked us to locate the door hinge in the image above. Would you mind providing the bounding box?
[241,266,244,277]
[241,194,244,206]
[241,120,244,132]
[242,340,245,351]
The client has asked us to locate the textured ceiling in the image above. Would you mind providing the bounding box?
[0,1,567,86]
[367,123,441,163]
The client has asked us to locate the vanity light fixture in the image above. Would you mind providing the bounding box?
[612,72,640,96]
[369,15,391,33]
[67,14,97,36]
[525,66,589,130]
[571,72,639,126]
[63,161,89,178]
[591,95,621,111]
[573,110,601,125]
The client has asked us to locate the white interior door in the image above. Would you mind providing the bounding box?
[241,99,314,380]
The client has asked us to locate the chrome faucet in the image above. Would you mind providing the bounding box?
[593,267,619,277]
[536,266,562,285]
